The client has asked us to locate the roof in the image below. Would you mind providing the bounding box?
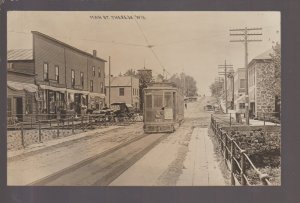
[253,49,273,60]
[7,49,33,61]
[31,31,107,62]
[105,76,138,87]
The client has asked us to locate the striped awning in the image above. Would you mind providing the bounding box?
[39,85,67,93]
[7,81,38,93]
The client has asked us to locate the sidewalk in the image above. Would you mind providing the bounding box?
[8,125,121,159]
[176,127,227,186]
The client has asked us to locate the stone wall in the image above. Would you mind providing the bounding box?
[7,128,82,150]
[254,61,276,117]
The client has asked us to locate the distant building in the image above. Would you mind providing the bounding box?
[105,76,140,109]
[248,49,278,118]
[233,68,246,113]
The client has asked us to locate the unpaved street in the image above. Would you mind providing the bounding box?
[8,96,227,186]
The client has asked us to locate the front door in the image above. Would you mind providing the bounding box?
[15,97,23,121]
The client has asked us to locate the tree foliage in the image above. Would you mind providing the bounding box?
[270,43,281,98]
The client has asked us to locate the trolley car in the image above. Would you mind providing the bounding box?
[143,82,184,133]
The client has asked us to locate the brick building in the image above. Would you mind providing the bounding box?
[105,76,140,109]
[31,31,106,115]
[248,49,277,118]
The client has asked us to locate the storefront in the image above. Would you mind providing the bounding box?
[7,81,38,122]
[88,92,105,111]
[66,89,89,116]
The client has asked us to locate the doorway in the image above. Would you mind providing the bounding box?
[15,97,23,121]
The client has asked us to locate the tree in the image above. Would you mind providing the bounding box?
[270,43,281,98]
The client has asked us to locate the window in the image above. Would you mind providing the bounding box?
[153,94,163,108]
[240,79,246,89]
[98,68,101,77]
[7,98,12,117]
[80,72,84,87]
[90,80,94,92]
[104,88,106,95]
[100,82,104,93]
[71,70,75,87]
[55,66,59,82]
[43,63,49,80]
[119,88,124,96]
[93,66,95,76]
[239,103,245,109]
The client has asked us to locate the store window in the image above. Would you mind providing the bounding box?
[119,88,124,96]
[7,98,12,117]
[43,63,49,81]
[239,103,245,109]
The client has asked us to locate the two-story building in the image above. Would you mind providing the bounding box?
[105,76,140,109]
[233,68,246,113]
[248,49,278,118]
[32,31,106,115]
[7,49,38,122]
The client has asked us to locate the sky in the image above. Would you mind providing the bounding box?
[7,11,280,95]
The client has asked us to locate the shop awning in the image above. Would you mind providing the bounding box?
[7,81,38,93]
[89,92,106,99]
[66,89,90,95]
[39,85,67,93]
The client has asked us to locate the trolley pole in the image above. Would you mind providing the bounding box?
[230,27,262,125]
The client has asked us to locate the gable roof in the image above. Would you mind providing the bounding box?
[105,76,137,87]
[253,49,273,60]
[31,31,107,62]
[7,49,33,61]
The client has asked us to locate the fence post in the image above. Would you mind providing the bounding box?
[38,120,42,142]
[263,113,266,126]
[49,118,51,127]
[81,115,83,126]
[72,116,74,134]
[21,122,25,148]
[240,150,247,185]
[224,134,228,161]
[30,117,33,129]
[230,139,235,185]
[57,119,60,138]
[230,113,232,126]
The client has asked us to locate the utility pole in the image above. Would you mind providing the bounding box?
[230,27,262,125]
[218,60,233,114]
[108,56,111,108]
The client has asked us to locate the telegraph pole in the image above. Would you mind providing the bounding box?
[230,27,262,125]
[218,60,233,114]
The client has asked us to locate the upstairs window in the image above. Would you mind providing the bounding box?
[93,66,95,76]
[43,63,49,81]
[98,68,101,77]
[119,88,124,96]
[55,66,59,82]
[71,70,75,87]
[100,82,104,93]
[80,72,84,87]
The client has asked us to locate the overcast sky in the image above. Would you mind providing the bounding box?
[7,11,280,95]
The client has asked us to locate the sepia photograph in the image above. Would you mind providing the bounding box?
[6,11,281,186]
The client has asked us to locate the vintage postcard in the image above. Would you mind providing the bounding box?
[6,11,280,186]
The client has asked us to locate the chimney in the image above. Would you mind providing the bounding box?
[93,50,97,57]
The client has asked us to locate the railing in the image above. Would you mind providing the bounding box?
[210,115,272,186]
[213,111,280,127]
[7,113,143,148]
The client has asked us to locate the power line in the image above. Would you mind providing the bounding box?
[229,27,262,125]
